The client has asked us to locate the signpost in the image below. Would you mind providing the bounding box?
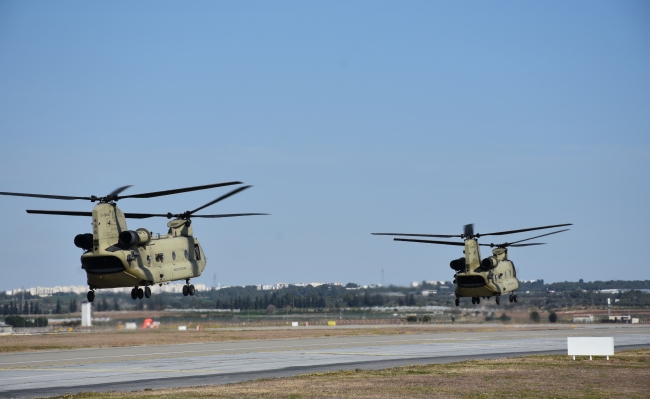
[567,337,614,360]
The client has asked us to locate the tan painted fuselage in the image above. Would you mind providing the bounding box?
[454,239,519,298]
[81,203,206,290]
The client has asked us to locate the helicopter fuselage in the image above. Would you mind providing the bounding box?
[453,238,520,298]
[80,203,206,290]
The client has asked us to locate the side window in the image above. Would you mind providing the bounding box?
[184,249,189,259]
[155,253,164,263]
[146,255,151,265]
[172,251,176,261]
[194,244,201,260]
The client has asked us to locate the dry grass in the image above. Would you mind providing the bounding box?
[49,348,650,398]
[0,325,530,353]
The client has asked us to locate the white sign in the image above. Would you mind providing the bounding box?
[178,325,187,331]
[81,303,92,327]
[124,322,136,330]
[291,322,299,327]
[567,337,614,359]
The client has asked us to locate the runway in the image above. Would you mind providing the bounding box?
[1,324,649,398]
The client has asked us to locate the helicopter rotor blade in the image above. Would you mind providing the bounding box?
[26,210,93,217]
[191,213,269,218]
[481,229,570,248]
[189,185,251,215]
[0,192,92,201]
[394,238,465,246]
[509,243,546,247]
[119,181,242,199]
[372,233,460,238]
[478,223,572,237]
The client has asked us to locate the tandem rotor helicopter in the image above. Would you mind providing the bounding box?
[373,223,571,306]
[0,182,266,303]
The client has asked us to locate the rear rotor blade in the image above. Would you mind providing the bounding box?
[506,229,569,245]
[119,181,242,199]
[189,185,251,215]
[509,243,545,247]
[1,192,91,201]
[479,223,572,237]
[372,233,460,238]
[394,238,465,246]
[191,213,269,218]
[26,210,92,217]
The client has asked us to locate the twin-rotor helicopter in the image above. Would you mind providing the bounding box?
[373,223,571,306]
[0,182,266,303]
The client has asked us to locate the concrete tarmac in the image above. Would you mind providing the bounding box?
[1,324,649,398]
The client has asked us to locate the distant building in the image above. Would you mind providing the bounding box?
[572,315,594,323]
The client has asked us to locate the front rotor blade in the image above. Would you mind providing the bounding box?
[479,223,572,237]
[122,213,169,219]
[1,192,91,201]
[191,213,269,218]
[26,210,92,217]
[189,185,251,215]
[506,229,570,245]
[394,238,465,246]
[107,185,132,197]
[119,181,242,199]
[509,243,546,247]
[372,233,460,238]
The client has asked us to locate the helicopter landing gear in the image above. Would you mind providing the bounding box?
[183,279,195,297]
[144,286,151,299]
[131,288,137,300]
[137,288,144,299]
[495,295,500,305]
[87,290,95,303]
[471,297,480,305]
[509,294,518,303]
[455,298,460,306]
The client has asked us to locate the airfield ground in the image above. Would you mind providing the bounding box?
[47,348,650,399]
[0,324,554,353]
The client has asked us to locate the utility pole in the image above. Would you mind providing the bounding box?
[607,298,611,320]
[213,273,217,291]
[381,269,384,287]
[21,286,25,315]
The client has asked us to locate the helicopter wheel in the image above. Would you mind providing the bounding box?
[476,297,480,304]
[471,297,475,304]
[455,298,460,306]
[182,285,189,296]
[188,284,196,296]
[137,288,144,299]
[131,288,138,300]
[514,295,518,303]
[144,286,151,299]
[87,290,95,303]
[509,295,513,303]
[495,296,500,305]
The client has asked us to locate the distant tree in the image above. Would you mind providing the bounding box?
[406,315,417,323]
[34,302,40,314]
[266,304,276,315]
[113,298,120,311]
[135,300,144,311]
[549,312,558,323]
[499,313,511,322]
[530,311,541,323]
[68,299,78,313]
[55,299,61,314]
[345,283,359,288]
[422,315,431,322]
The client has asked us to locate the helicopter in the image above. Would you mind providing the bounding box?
[372,223,571,306]
[0,182,266,303]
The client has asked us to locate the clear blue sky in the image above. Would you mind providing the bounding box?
[0,1,648,290]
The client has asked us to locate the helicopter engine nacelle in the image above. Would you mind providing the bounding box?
[118,228,151,248]
[449,257,465,272]
[74,233,93,251]
[481,256,498,270]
